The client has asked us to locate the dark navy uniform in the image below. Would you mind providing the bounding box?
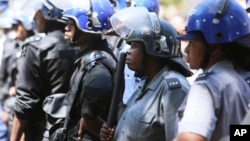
[66,39,117,141]
[0,38,20,102]
[14,30,78,141]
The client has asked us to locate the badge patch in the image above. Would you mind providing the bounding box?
[165,78,181,90]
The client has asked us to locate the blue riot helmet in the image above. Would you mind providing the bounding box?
[0,0,8,12]
[0,8,18,39]
[12,0,64,23]
[40,0,64,22]
[109,0,127,11]
[126,0,159,14]
[110,0,159,14]
[14,12,35,31]
[109,0,159,13]
[0,8,18,29]
[8,0,35,31]
[49,0,115,34]
[10,0,42,20]
[179,0,250,44]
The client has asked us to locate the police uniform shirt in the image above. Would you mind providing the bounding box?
[178,78,217,140]
[178,60,250,141]
[113,66,190,141]
[236,67,250,88]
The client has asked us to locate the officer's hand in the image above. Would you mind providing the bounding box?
[100,123,114,141]
[9,86,16,96]
[78,117,85,140]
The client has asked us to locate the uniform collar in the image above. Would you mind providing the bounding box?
[136,65,171,99]
[206,59,233,73]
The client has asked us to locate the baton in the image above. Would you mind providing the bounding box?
[107,52,127,126]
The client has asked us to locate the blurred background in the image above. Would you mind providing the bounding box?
[0,0,248,36]
[158,0,246,35]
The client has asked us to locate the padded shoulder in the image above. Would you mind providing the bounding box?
[195,72,213,82]
[29,35,60,50]
[23,34,44,45]
[81,50,116,72]
[245,77,250,87]
[19,35,44,57]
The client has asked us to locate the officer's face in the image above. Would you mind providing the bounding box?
[33,10,45,33]
[126,41,145,72]
[16,23,27,41]
[65,19,75,44]
[184,39,206,69]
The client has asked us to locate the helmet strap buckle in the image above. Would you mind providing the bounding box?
[156,35,169,53]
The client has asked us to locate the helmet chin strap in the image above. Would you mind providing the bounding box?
[201,44,216,70]
[69,29,80,46]
[135,46,148,77]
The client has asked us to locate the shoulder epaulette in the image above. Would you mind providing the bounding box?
[24,35,43,45]
[18,35,44,57]
[80,50,116,73]
[81,51,106,71]
[245,77,250,88]
[165,78,181,90]
[195,72,212,82]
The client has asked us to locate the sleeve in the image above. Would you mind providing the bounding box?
[81,63,113,119]
[178,83,217,140]
[0,52,10,102]
[162,77,189,141]
[14,45,42,120]
[0,43,16,102]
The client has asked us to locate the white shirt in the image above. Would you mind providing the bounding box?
[178,83,217,140]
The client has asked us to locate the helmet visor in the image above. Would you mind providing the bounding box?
[110,7,157,37]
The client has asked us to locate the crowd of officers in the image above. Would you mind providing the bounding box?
[0,0,249,141]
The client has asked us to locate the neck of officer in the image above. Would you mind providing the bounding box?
[78,33,102,51]
[145,56,166,83]
[204,45,224,71]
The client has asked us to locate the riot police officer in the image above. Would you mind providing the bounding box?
[49,0,117,140]
[0,2,36,137]
[174,0,250,141]
[100,7,192,141]
[107,0,161,105]
[10,0,77,140]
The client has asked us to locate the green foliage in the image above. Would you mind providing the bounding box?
[159,0,184,7]
[159,0,189,15]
